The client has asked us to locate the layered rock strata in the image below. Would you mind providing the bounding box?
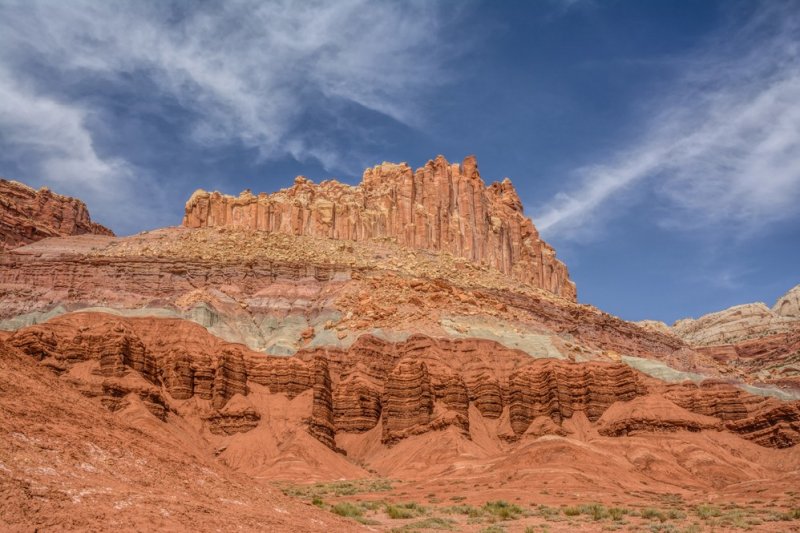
[8,312,800,450]
[183,156,576,300]
[672,285,800,346]
[0,178,113,250]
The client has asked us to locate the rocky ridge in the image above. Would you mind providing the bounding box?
[183,155,576,300]
[7,312,799,451]
[3,171,800,530]
[0,178,113,250]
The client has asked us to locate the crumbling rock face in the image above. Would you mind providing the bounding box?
[183,155,576,300]
[381,360,435,443]
[597,395,721,437]
[663,381,769,421]
[724,403,800,448]
[203,396,261,435]
[507,361,646,436]
[0,178,113,250]
[8,313,800,452]
[308,356,338,450]
[332,373,383,433]
[694,332,800,391]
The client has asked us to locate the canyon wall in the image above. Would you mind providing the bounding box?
[183,155,576,300]
[9,312,799,450]
[0,179,113,250]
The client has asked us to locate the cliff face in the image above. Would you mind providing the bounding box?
[0,179,113,250]
[10,312,799,451]
[183,155,576,300]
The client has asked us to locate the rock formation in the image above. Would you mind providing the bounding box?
[183,156,576,300]
[670,285,800,345]
[665,285,800,391]
[597,395,722,436]
[774,284,800,318]
[0,178,113,250]
[8,312,799,452]
[4,170,800,529]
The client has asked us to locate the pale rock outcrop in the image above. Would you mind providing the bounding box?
[774,285,800,318]
[673,302,798,346]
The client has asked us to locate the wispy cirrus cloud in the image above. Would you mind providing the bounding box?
[535,2,800,241]
[0,0,460,232]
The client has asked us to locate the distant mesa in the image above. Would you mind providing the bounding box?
[183,155,576,300]
[0,178,113,250]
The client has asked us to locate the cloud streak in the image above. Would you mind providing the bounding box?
[0,0,457,232]
[535,2,800,241]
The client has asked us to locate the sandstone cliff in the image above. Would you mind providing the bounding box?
[0,179,113,250]
[183,155,576,300]
[9,312,799,451]
[672,285,800,346]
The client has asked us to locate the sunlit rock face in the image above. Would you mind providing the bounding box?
[183,155,576,300]
[0,178,113,250]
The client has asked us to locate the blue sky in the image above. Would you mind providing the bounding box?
[1,0,798,324]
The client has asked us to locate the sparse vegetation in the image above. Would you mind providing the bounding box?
[330,502,363,518]
[563,506,581,516]
[694,504,721,519]
[641,507,667,522]
[478,525,506,533]
[536,504,561,520]
[389,517,455,532]
[442,503,483,518]
[385,502,427,519]
[483,500,525,520]
[279,478,393,499]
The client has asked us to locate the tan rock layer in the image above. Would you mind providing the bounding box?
[0,178,113,250]
[183,156,576,300]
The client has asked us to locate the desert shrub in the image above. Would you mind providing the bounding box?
[389,517,455,532]
[641,507,667,522]
[694,504,721,519]
[537,505,561,520]
[386,502,426,519]
[563,506,581,516]
[581,503,608,521]
[281,478,392,499]
[442,504,483,518]
[666,509,685,520]
[608,507,628,521]
[331,502,363,518]
[483,500,524,520]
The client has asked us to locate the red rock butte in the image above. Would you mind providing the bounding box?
[183,155,576,300]
[0,178,113,249]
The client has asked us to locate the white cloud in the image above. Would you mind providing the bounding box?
[535,3,800,241]
[0,71,166,231]
[0,0,457,231]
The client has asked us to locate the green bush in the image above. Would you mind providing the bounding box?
[331,502,363,518]
[694,504,721,519]
[608,507,627,521]
[483,500,524,520]
[641,508,667,522]
[385,502,426,519]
